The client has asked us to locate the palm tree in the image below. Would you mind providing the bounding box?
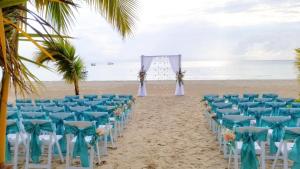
[36,40,86,95]
[0,0,137,165]
[295,48,300,75]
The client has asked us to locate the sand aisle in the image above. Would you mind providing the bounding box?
[101,95,226,169]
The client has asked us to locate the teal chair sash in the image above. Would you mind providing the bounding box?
[238,102,260,115]
[283,128,300,169]
[16,99,32,103]
[215,108,240,119]
[247,108,272,126]
[7,111,19,120]
[23,120,53,163]
[50,113,75,154]
[260,117,291,154]
[82,112,109,126]
[235,127,268,169]
[262,93,278,99]
[265,102,287,115]
[5,120,19,162]
[64,123,97,167]
[211,102,232,113]
[69,106,91,120]
[292,103,300,108]
[83,95,98,101]
[277,98,294,104]
[22,112,47,120]
[222,115,253,130]
[289,108,300,127]
[243,93,259,101]
[230,97,249,105]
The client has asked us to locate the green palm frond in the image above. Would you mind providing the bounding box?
[295,49,300,80]
[35,39,86,84]
[33,0,77,33]
[84,0,138,37]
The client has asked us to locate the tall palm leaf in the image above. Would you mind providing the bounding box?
[0,0,138,164]
[35,40,86,95]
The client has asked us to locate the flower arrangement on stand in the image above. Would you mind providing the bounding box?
[96,128,106,136]
[114,107,123,117]
[176,69,185,86]
[223,130,236,169]
[138,68,146,87]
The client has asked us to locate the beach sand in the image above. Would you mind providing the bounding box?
[10,80,300,169]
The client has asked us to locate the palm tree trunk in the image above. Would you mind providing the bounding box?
[74,79,79,95]
[0,70,10,165]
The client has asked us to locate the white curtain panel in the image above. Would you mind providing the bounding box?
[138,83,147,96]
[138,56,153,96]
[169,56,184,96]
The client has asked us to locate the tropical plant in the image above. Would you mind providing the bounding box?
[295,48,300,77]
[36,40,86,95]
[0,0,137,165]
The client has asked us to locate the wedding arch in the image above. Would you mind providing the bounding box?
[138,54,184,96]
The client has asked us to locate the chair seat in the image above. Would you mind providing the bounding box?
[109,117,116,122]
[236,141,262,153]
[275,142,294,152]
[39,134,63,144]
[71,136,94,143]
[98,125,113,130]
[7,133,27,144]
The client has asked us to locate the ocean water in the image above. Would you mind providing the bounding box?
[30,60,298,81]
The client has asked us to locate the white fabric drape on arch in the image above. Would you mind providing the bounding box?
[138,56,153,96]
[168,56,184,96]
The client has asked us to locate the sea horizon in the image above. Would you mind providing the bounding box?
[30,59,298,81]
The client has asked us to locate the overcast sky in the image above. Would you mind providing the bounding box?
[20,0,300,65]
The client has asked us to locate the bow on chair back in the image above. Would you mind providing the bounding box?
[7,111,19,120]
[69,106,91,120]
[64,121,97,167]
[5,120,20,162]
[247,108,272,126]
[83,112,109,126]
[283,127,300,169]
[23,120,53,163]
[222,115,253,130]
[260,116,291,154]
[234,127,268,169]
[50,113,76,154]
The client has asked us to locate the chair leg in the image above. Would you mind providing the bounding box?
[13,134,20,169]
[54,136,64,163]
[25,137,30,169]
[272,141,282,169]
[283,142,288,169]
[261,143,266,169]
[95,142,101,164]
[47,143,53,169]
[234,150,239,169]
[66,135,70,169]
[90,147,94,169]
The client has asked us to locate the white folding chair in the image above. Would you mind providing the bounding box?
[229,127,268,169]
[272,127,300,169]
[64,121,97,169]
[23,119,62,169]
